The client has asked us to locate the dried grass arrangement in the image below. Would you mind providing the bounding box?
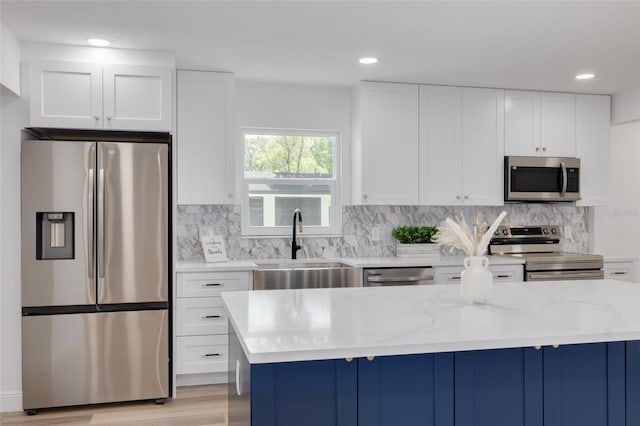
[433,211,507,256]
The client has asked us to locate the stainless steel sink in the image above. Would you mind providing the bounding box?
[253,261,361,290]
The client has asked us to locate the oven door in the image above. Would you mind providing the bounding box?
[526,270,604,281]
[505,156,580,202]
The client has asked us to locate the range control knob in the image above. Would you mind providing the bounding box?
[543,228,549,234]
[502,229,509,235]
[494,230,500,236]
[551,228,557,234]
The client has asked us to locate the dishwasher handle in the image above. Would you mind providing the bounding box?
[367,275,433,283]
[364,268,435,286]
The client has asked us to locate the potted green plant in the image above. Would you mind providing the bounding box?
[391,226,440,257]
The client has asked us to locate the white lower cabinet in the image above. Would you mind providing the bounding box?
[175,270,252,386]
[434,264,523,285]
[604,261,637,283]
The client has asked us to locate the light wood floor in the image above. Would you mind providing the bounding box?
[0,385,228,426]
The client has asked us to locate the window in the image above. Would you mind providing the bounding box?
[242,129,340,236]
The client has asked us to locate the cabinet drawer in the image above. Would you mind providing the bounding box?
[604,263,636,283]
[434,265,523,284]
[176,335,228,375]
[176,297,228,336]
[177,271,250,297]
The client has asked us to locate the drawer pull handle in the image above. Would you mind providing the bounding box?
[203,353,221,357]
[366,355,375,361]
[202,314,223,319]
[534,345,542,350]
[203,283,223,287]
[345,357,353,363]
[612,272,627,275]
[448,276,461,281]
[552,344,559,349]
[495,274,512,278]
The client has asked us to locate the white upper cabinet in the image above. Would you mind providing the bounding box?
[504,90,541,156]
[352,82,419,205]
[540,92,576,157]
[420,86,504,206]
[29,61,172,131]
[419,85,462,205]
[177,70,235,205]
[576,94,610,206]
[505,91,576,157]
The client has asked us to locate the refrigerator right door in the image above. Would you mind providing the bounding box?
[97,142,169,305]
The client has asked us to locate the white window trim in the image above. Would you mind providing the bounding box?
[240,127,342,237]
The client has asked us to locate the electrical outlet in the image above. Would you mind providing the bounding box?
[371,227,380,242]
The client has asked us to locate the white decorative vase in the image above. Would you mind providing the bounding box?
[461,256,493,304]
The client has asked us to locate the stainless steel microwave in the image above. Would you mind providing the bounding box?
[504,156,580,202]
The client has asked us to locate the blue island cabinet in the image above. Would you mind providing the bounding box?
[229,340,638,426]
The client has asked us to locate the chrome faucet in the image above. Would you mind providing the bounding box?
[291,208,303,259]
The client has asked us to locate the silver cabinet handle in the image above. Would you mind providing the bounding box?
[236,360,242,396]
[542,147,547,152]
[535,147,540,152]
[106,115,112,121]
[448,276,461,281]
[464,195,469,199]
[203,353,221,357]
[93,115,100,121]
[494,274,513,279]
[202,314,223,319]
[202,283,223,287]
[612,271,627,275]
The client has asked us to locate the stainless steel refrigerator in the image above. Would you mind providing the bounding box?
[21,128,171,413]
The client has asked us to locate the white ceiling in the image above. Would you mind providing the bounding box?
[1,1,639,94]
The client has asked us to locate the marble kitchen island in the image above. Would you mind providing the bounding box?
[222,280,640,426]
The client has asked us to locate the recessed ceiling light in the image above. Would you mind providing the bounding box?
[359,57,378,65]
[86,38,110,47]
[575,73,595,80]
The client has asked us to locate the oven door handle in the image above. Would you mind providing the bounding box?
[527,271,603,281]
[560,161,568,197]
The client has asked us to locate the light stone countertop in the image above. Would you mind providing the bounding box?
[221,279,640,364]
[175,255,524,272]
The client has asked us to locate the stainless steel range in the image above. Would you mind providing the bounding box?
[489,225,603,281]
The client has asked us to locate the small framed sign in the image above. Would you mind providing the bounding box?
[199,227,228,263]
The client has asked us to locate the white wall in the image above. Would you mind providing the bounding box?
[0,89,25,412]
[235,80,352,204]
[611,88,640,125]
[593,121,640,277]
[0,23,21,95]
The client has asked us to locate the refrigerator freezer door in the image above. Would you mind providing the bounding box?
[97,142,168,304]
[21,140,96,307]
[22,310,169,409]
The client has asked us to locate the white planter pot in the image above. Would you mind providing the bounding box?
[395,243,440,258]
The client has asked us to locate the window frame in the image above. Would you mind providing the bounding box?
[240,128,342,237]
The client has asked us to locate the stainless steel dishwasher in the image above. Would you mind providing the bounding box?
[363,267,435,287]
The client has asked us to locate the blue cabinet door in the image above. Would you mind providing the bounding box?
[358,353,454,426]
[454,347,541,426]
[542,342,625,426]
[251,358,357,426]
[627,341,640,426]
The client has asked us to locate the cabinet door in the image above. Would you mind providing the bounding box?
[540,92,576,157]
[29,61,102,129]
[358,82,419,205]
[576,94,610,206]
[419,85,462,205]
[455,348,531,426]
[358,353,453,426]
[543,342,625,426]
[627,341,640,426]
[177,70,235,204]
[252,359,357,426]
[461,88,505,206]
[504,90,541,156]
[102,64,172,131]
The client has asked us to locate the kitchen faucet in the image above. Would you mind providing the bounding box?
[291,209,303,259]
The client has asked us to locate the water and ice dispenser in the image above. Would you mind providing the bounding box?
[36,212,74,260]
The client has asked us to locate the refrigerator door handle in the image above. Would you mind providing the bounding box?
[88,168,95,279]
[98,168,105,279]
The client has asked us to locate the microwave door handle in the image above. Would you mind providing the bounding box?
[560,161,567,197]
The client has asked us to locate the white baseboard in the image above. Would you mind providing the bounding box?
[0,391,23,413]
[176,372,227,387]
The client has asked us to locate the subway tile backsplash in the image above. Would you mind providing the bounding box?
[176,204,590,262]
